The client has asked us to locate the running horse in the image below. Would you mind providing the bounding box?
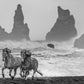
[2,48,22,79]
[20,49,43,80]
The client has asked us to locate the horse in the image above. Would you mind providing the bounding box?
[20,49,43,80]
[2,48,22,79]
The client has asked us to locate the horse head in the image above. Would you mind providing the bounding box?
[21,49,26,62]
[2,48,11,61]
[20,49,31,62]
[25,50,31,57]
[5,48,11,53]
[2,48,7,61]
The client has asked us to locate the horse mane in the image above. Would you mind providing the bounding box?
[5,53,15,66]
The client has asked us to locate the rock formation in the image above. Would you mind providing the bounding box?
[46,6,77,42]
[0,4,30,41]
[74,34,84,49]
[9,4,30,41]
[0,26,9,41]
[47,43,54,48]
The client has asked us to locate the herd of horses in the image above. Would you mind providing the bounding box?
[1,48,43,80]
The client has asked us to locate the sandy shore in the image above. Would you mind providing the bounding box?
[0,76,84,84]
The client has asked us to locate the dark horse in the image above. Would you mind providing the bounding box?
[2,48,22,79]
[20,49,43,80]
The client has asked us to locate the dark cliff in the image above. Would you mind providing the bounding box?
[0,4,30,41]
[0,26,9,40]
[74,34,84,49]
[46,6,77,42]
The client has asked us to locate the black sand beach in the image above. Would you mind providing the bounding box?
[0,76,84,84]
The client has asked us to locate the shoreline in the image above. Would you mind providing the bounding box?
[0,76,84,84]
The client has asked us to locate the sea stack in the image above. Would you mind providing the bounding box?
[0,4,30,41]
[74,34,84,49]
[0,26,9,41]
[9,4,30,41]
[46,6,77,42]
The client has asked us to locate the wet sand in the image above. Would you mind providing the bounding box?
[0,76,84,84]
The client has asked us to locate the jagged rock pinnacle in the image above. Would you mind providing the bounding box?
[9,4,30,41]
[46,6,77,42]
[0,4,30,41]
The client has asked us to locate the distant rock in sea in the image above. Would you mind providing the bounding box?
[46,6,77,42]
[0,4,30,41]
[47,43,54,48]
[74,34,84,49]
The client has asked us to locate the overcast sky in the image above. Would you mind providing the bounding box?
[0,0,84,40]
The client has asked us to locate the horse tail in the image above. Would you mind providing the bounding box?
[36,70,43,76]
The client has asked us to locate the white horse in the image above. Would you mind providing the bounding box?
[2,48,22,79]
[20,49,43,80]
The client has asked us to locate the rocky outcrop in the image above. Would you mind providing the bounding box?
[0,26,9,41]
[9,4,30,41]
[74,34,84,49]
[47,43,54,48]
[0,4,30,41]
[46,6,77,42]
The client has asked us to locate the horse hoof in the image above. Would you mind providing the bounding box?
[11,76,14,80]
[32,77,34,80]
[2,77,5,79]
[21,76,26,80]
[2,74,5,78]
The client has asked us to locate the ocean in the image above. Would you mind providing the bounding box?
[0,41,84,78]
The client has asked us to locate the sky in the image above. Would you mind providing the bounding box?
[0,0,84,40]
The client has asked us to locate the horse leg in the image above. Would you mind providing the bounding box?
[22,70,29,80]
[20,67,26,79]
[20,65,28,79]
[2,67,5,78]
[26,70,29,76]
[9,69,13,79]
[32,70,36,80]
[23,71,27,79]
[20,67,24,78]
[24,70,29,80]
[13,68,17,79]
